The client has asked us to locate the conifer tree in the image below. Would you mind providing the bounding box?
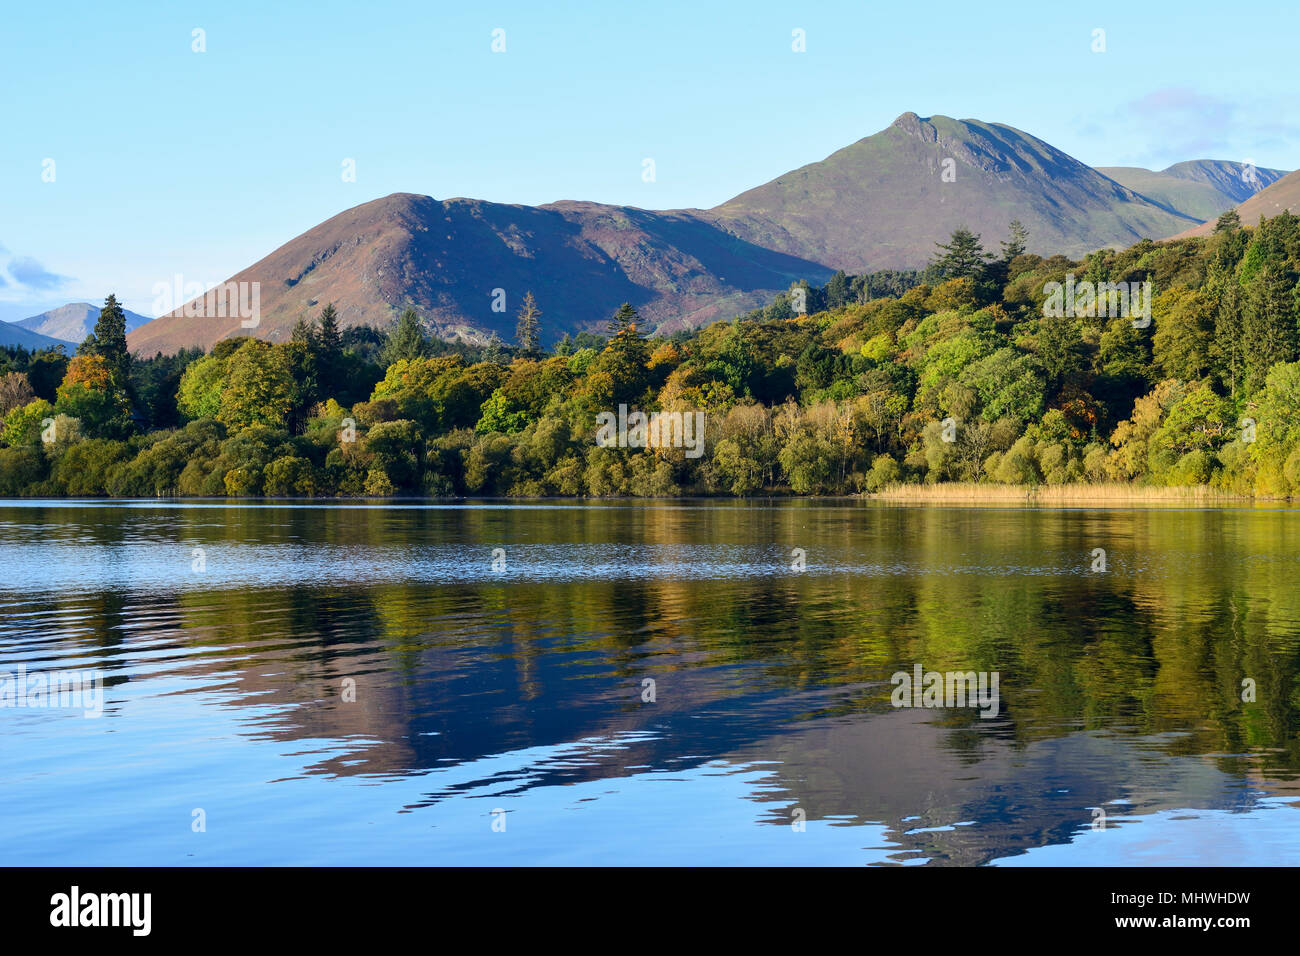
[1000,220,1029,260]
[608,302,640,336]
[82,293,130,386]
[932,227,993,280]
[515,291,542,357]
[384,307,430,365]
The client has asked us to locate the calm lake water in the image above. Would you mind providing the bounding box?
[2,499,1299,866]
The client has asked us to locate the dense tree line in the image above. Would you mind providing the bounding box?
[3,209,1300,498]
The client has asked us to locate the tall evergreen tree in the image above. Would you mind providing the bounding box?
[824,271,850,309]
[932,228,993,280]
[1000,220,1029,260]
[1242,264,1300,392]
[1215,209,1242,234]
[608,302,640,336]
[383,308,430,365]
[312,303,344,399]
[317,303,342,357]
[290,316,316,346]
[1213,279,1246,398]
[483,333,507,364]
[515,291,542,357]
[605,302,651,387]
[82,293,130,386]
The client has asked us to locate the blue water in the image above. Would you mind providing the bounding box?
[2,499,1298,865]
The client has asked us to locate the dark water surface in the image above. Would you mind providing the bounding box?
[2,499,1299,865]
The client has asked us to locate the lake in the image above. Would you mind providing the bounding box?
[1,499,1299,866]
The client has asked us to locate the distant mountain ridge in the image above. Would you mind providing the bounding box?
[127,193,833,355]
[125,112,1290,355]
[701,113,1201,272]
[13,301,152,345]
[0,320,69,351]
[1177,169,1300,238]
[1099,160,1287,222]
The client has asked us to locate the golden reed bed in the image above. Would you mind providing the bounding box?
[867,482,1258,503]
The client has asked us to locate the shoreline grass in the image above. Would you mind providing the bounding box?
[867,482,1268,504]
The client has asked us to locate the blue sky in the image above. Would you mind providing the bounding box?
[2,0,1298,322]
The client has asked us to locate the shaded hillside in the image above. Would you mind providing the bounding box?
[0,321,69,351]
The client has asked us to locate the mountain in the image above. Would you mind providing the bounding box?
[127,193,833,355]
[1162,160,1290,204]
[0,320,71,351]
[1098,161,1288,222]
[14,302,152,345]
[700,113,1200,272]
[128,112,1225,354]
[1177,170,1300,238]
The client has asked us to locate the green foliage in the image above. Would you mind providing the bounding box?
[0,445,47,495]
[217,340,296,430]
[55,354,132,439]
[177,354,225,421]
[384,308,430,366]
[931,227,994,281]
[11,213,1300,499]
[476,388,530,434]
[263,456,317,496]
[2,399,54,446]
[79,293,131,386]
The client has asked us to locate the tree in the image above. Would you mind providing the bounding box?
[0,372,36,415]
[317,302,342,356]
[483,334,507,364]
[177,354,227,421]
[290,317,316,346]
[383,308,430,366]
[931,227,993,280]
[824,271,851,309]
[1037,313,1084,390]
[1000,220,1029,260]
[476,389,530,434]
[55,354,132,438]
[1215,209,1241,234]
[1213,278,1247,397]
[1251,361,1300,462]
[515,291,542,357]
[1149,382,1231,459]
[1153,289,1213,381]
[19,350,70,401]
[608,302,640,336]
[313,303,344,400]
[1241,263,1300,392]
[81,294,130,386]
[129,348,198,430]
[216,340,296,430]
[2,398,54,446]
[599,303,652,403]
[263,456,317,496]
